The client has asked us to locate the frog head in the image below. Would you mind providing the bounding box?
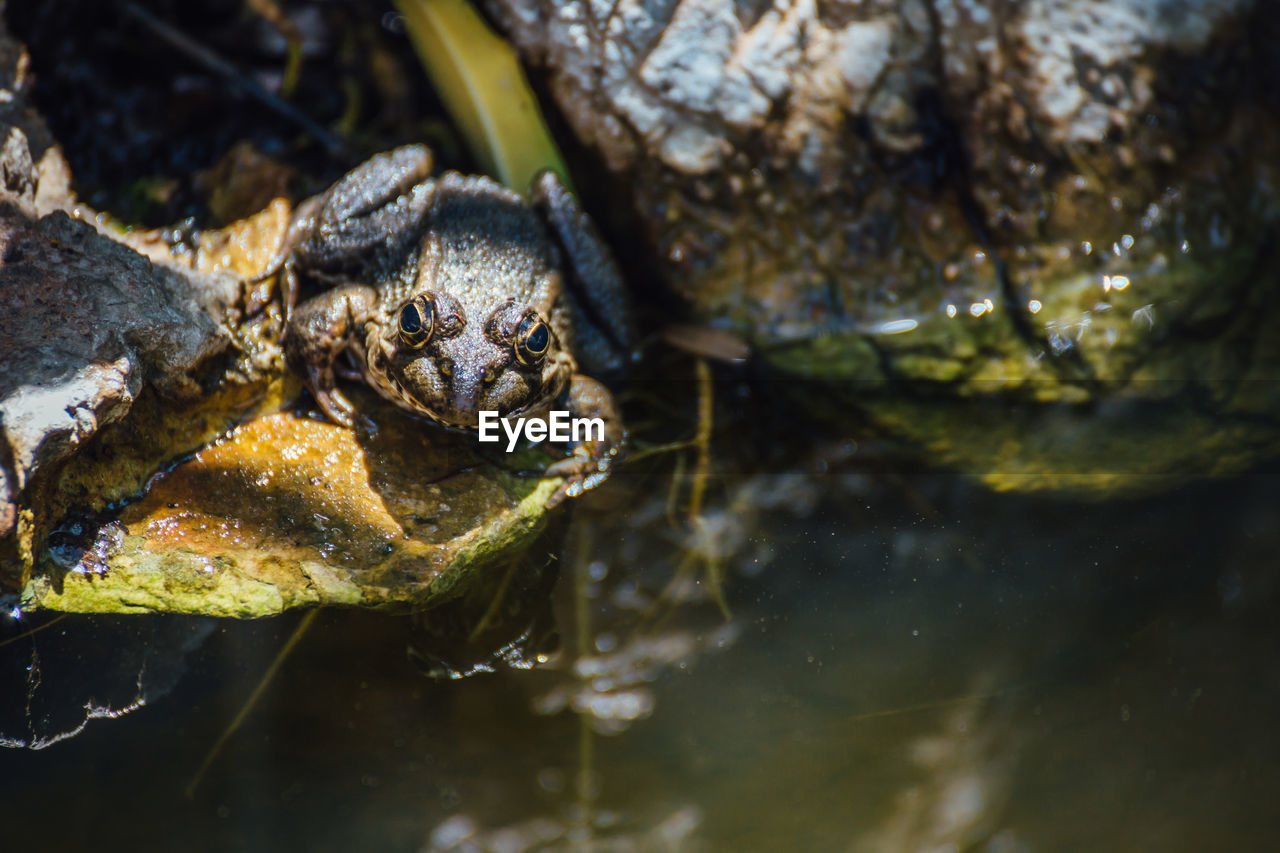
[364,289,573,430]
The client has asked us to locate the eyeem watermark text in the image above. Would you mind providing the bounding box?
[478,410,604,451]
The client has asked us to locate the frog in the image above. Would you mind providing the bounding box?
[268,145,635,506]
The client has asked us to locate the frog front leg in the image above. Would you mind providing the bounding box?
[544,373,625,507]
[284,285,379,427]
[530,171,636,375]
[263,146,437,321]
[292,145,435,268]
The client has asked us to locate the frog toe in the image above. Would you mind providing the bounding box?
[313,386,358,428]
[545,475,586,510]
[544,452,589,480]
[544,451,614,507]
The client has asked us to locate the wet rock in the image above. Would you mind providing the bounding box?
[483,0,1280,492]
[0,139,242,584]
[22,393,561,616]
[0,204,238,465]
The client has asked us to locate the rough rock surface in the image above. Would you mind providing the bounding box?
[0,29,242,580]
[483,0,1280,491]
[0,203,237,523]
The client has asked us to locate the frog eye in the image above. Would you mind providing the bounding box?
[514,315,551,365]
[398,297,434,348]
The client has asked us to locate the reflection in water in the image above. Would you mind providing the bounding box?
[0,614,214,749]
[3,465,1280,851]
[849,679,1018,853]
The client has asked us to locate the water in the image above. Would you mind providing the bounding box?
[5,2,1279,848]
[4,467,1279,851]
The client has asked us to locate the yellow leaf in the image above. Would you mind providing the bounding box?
[395,0,571,192]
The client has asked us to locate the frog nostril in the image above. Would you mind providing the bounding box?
[481,366,498,384]
[438,361,453,378]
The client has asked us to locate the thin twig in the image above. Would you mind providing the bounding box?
[571,523,596,849]
[186,609,320,798]
[122,2,351,158]
[243,0,305,97]
[687,358,713,519]
[0,614,66,650]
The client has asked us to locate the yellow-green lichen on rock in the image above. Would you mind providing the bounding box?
[23,394,560,616]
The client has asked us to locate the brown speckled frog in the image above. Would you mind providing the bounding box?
[271,145,635,506]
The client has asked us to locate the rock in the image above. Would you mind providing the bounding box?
[23,394,561,617]
[0,149,241,584]
[0,13,565,629]
[483,0,1280,492]
[0,10,253,586]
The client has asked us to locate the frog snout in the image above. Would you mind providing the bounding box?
[449,369,487,417]
[451,387,479,418]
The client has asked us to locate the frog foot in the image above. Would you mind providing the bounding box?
[543,444,619,508]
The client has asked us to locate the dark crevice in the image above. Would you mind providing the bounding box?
[863,335,904,387]
[917,1,1099,394]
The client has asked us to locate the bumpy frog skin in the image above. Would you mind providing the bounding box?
[273,146,634,505]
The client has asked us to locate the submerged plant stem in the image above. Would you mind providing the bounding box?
[468,558,522,643]
[687,359,713,520]
[0,613,65,649]
[570,523,596,846]
[689,359,730,619]
[186,609,320,798]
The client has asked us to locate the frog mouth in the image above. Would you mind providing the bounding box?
[436,408,483,430]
